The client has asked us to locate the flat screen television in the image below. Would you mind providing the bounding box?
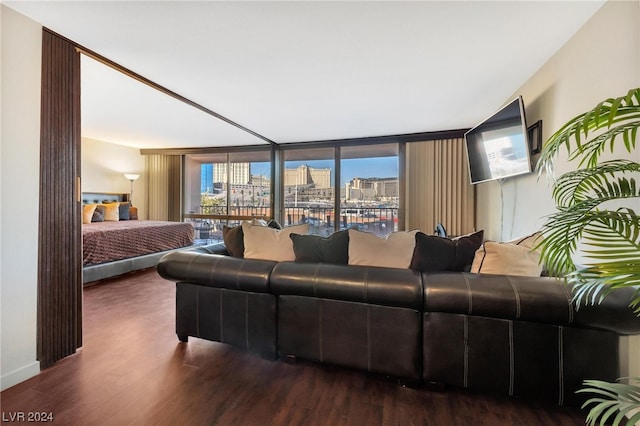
[464,96,532,184]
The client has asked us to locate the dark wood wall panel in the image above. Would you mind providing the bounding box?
[167,155,182,222]
[38,29,82,369]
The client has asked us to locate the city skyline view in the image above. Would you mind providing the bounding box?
[202,157,398,191]
[193,155,400,237]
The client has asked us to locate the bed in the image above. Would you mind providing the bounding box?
[82,192,194,284]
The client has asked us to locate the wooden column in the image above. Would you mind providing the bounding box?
[38,29,82,369]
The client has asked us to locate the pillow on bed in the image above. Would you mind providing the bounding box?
[82,204,97,224]
[118,202,131,220]
[102,203,120,221]
[129,206,138,220]
[91,205,105,222]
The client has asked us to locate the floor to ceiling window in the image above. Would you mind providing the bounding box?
[283,146,336,235]
[340,143,399,236]
[282,143,399,236]
[182,142,400,242]
[184,149,272,243]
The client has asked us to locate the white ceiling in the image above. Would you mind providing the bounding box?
[5,1,606,149]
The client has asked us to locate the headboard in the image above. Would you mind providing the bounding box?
[82,192,130,204]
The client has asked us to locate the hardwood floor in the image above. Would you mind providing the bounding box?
[1,269,587,425]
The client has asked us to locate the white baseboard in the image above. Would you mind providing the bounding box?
[0,361,39,391]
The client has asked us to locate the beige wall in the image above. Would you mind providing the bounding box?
[0,5,42,390]
[81,137,147,219]
[477,0,639,241]
[475,0,639,377]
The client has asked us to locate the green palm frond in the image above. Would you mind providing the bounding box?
[539,205,640,277]
[538,88,640,426]
[568,266,640,314]
[581,208,640,255]
[574,119,639,169]
[552,161,640,208]
[537,88,640,179]
[578,378,640,426]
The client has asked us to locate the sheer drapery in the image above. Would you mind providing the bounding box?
[405,138,475,236]
[146,154,182,221]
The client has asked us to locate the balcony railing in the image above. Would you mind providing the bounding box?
[185,205,399,244]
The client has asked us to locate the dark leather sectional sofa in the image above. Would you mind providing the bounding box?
[157,243,640,407]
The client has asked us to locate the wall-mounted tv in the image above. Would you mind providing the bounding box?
[464,96,532,184]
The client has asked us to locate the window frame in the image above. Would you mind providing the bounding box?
[181,140,405,237]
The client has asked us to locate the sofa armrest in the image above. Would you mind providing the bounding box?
[423,273,573,325]
[184,243,230,256]
[572,287,640,335]
[422,272,640,335]
[271,262,423,310]
[157,250,276,293]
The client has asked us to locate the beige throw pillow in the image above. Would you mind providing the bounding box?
[348,229,419,269]
[471,238,543,277]
[82,204,97,224]
[242,222,310,261]
[102,203,120,221]
[508,232,543,251]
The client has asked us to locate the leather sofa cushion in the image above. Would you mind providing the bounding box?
[271,262,423,310]
[157,250,276,293]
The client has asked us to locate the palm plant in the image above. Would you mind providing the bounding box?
[536,87,640,425]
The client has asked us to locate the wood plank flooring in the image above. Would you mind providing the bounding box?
[1,268,587,425]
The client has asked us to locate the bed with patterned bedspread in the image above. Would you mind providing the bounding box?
[80,192,195,284]
[83,220,194,266]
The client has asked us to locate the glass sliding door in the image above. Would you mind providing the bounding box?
[340,144,399,236]
[283,147,335,236]
[228,151,272,219]
[184,149,271,244]
[182,142,400,243]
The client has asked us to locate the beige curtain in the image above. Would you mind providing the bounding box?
[405,138,475,236]
[146,154,182,221]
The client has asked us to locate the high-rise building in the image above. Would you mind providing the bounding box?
[250,174,270,186]
[214,163,251,185]
[284,164,331,188]
[201,164,213,193]
[345,177,398,201]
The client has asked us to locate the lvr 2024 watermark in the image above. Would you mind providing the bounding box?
[2,412,54,422]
